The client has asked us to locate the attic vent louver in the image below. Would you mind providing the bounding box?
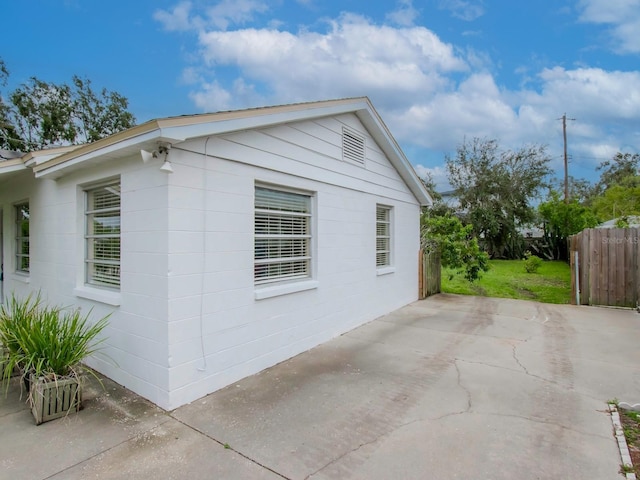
[342,127,365,165]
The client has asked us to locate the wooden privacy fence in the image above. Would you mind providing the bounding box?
[418,249,441,299]
[569,228,640,307]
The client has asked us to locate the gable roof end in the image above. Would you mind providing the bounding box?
[29,97,432,206]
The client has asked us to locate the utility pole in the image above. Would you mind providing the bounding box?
[561,113,575,204]
[563,113,569,204]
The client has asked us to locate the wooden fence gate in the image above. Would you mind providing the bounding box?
[418,249,441,299]
[569,228,640,307]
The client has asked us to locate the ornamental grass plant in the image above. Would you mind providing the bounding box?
[0,292,42,357]
[0,293,109,391]
[0,293,42,384]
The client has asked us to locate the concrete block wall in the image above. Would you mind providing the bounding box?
[0,157,173,407]
[0,112,423,411]
[163,131,420,409]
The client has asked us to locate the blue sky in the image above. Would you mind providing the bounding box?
[2,0,639,191]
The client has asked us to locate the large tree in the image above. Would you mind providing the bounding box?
[446,137,552,258]
[591,175,640,220]
[595,152,640,195]
[538,190,599,258]
[589,152,640,221]
[0,60,135,152]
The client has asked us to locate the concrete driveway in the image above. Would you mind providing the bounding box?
[1,294,639,479]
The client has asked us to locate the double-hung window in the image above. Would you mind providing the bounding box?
[254,186,312,285]
[85,182,121,288]
[376,205,392,268]
[15,202,29,273]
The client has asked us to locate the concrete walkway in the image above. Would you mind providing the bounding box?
[1,294,639,479]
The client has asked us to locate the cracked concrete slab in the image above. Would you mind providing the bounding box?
[1,294,638,479]
[47,418,282,480]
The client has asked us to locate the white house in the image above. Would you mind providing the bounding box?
[0,97,432,410]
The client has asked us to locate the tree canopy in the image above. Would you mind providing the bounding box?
[591,176,640,220]
[534,151,639,259]
[0,59,135,152]
[446,137,552,257]
[538,191,599,238]
[595,153,640,195]
[421,209,489,282]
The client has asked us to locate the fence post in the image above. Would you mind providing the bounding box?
[418,248,424,300]
[574,250,580,305]
[418,248,441,299]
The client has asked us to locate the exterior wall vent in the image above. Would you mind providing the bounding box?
[342,127,366,165]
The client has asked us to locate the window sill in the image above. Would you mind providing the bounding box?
[10,273,31,284]
[74,286,121,306]
[255,280,319,300]
[376,266,396,276]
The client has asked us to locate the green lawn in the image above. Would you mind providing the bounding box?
[441,260,572,304]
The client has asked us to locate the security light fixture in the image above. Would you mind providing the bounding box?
[140,143,173,173]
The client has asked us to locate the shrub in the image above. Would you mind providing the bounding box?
[523,251,543,273]
[421,211,490,282]
[0,293,109,388]
[0,293,42,354]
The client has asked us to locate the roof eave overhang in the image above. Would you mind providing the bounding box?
[355,107,432,207]
[33,98,374,179]
[30,97,432,206]
[0,158,28,176]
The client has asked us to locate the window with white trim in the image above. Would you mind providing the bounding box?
[85,182,121,288]
[376,205,392,267]
[15,202,29,273]
[255,185,312,285]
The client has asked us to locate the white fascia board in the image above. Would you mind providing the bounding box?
[358,110,432,207]
[24,152,68,168]
[34,129,182,179]
[0,159,28,176]
[161,100,372,141]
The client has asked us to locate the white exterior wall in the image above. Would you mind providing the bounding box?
[164,113,421,409]
[0,158,173,406]
[0,112,423,411]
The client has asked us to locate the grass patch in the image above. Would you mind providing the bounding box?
[620,408,640,476]
[442,259,571,304]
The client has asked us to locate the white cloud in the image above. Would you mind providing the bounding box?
[386,0,420,27]
[180,66,203,85]
[154,1,198,32]
[195,13,468,109]
[438,0,485,21]
[535,67,640,120]
[413,164,451,191]
[205,0,269,30]
[155,2,640,182]
[578,0,640,53]
[386,73,518,151]
[154,0,269,32]
[189,80,234,111]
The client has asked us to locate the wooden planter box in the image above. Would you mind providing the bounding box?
[30,375,82,425]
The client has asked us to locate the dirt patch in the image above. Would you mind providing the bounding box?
[619,408,640,476]
[471,285,487,296]
[516,288,537,299]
